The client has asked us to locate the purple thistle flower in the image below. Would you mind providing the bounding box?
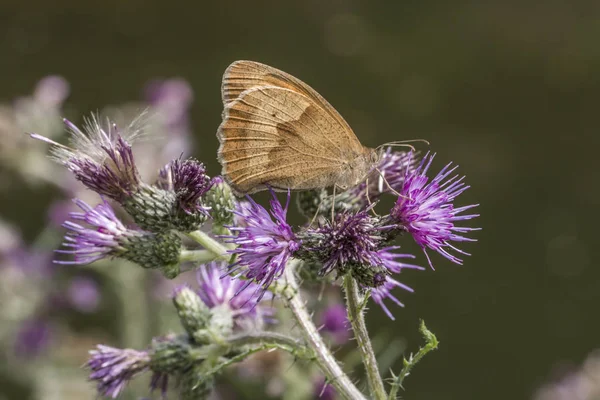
[144,78,193,132]
[86,345,166,398]
[313,209,382,276]
[371,276,416,320]
[67,276,101,313]
[30,115,143,202]
[57,198,132,265]
[371,248,423,319]
[14,317,52,358]
[320,304,350,345]
[391,152,480,269]
[311,210,418,282]
[196,261,275,328]
[224,189,300,301]
[170,158,212,214]
[33,75,70,108]
[376,246,424,274]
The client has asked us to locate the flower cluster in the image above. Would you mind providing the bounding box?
[225,151,478,317]
[32,115,213,233]
[30,101,480,400]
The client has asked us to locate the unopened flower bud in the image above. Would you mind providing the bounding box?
[122,230,182,271]
[172,286,212,343]
[123,184,209,233]
[149,335,193,374]
[203,176,235,233]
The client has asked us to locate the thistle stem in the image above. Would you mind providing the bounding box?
[114,262,149,349]
[178,249,218,264]
[226,332,312,359]
[284,266,367,400]
[344,275,387,400]
[186,230,229,260]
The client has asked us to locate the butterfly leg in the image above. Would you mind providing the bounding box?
[331,184,338,222]
[308,190,327,227]
[364,177,380,216]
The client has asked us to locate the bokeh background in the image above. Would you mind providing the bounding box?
[1,1,599,399]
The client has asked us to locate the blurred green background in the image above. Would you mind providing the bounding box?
[1,0,599,399]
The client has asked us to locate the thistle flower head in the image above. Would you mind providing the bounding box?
[86,345,167,398]
[196,262,275,329]
[224,189,300,301]
[57,198,182,275]
[57,198,129,265]
[320,304,350,345]
[31,114,143,202]
[312,209,383,276]
[371,276,414,320]
[67,276,101,313]
[14,317,52,358]
[145,78,193,130]
[391,152,480,268]
[299,210,422,290]
[32,75,70,108]
[170,158,212,214]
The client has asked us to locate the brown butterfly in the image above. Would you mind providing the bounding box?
[216,60,381,196]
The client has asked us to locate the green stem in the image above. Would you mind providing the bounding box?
[227,332,313,360]
[387,320,439,400]
[179,249,218,264]
[114,262,149,349]
[284,266,367,400]
[186,230,230,260]
[227,331,303,349]
[344,275,387,400]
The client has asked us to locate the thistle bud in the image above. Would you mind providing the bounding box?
[122,230,182,271]
[172,286,212,344]
[123,184,209,233]
[203,176,235,233]
[149,335,193,374]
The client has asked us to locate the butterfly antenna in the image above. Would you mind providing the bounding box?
[377,142,416,152]
[376,139,430,152]
[309,191,326,227]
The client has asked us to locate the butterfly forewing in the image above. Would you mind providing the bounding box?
[218,60,374,195]
[222,60,363,149]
